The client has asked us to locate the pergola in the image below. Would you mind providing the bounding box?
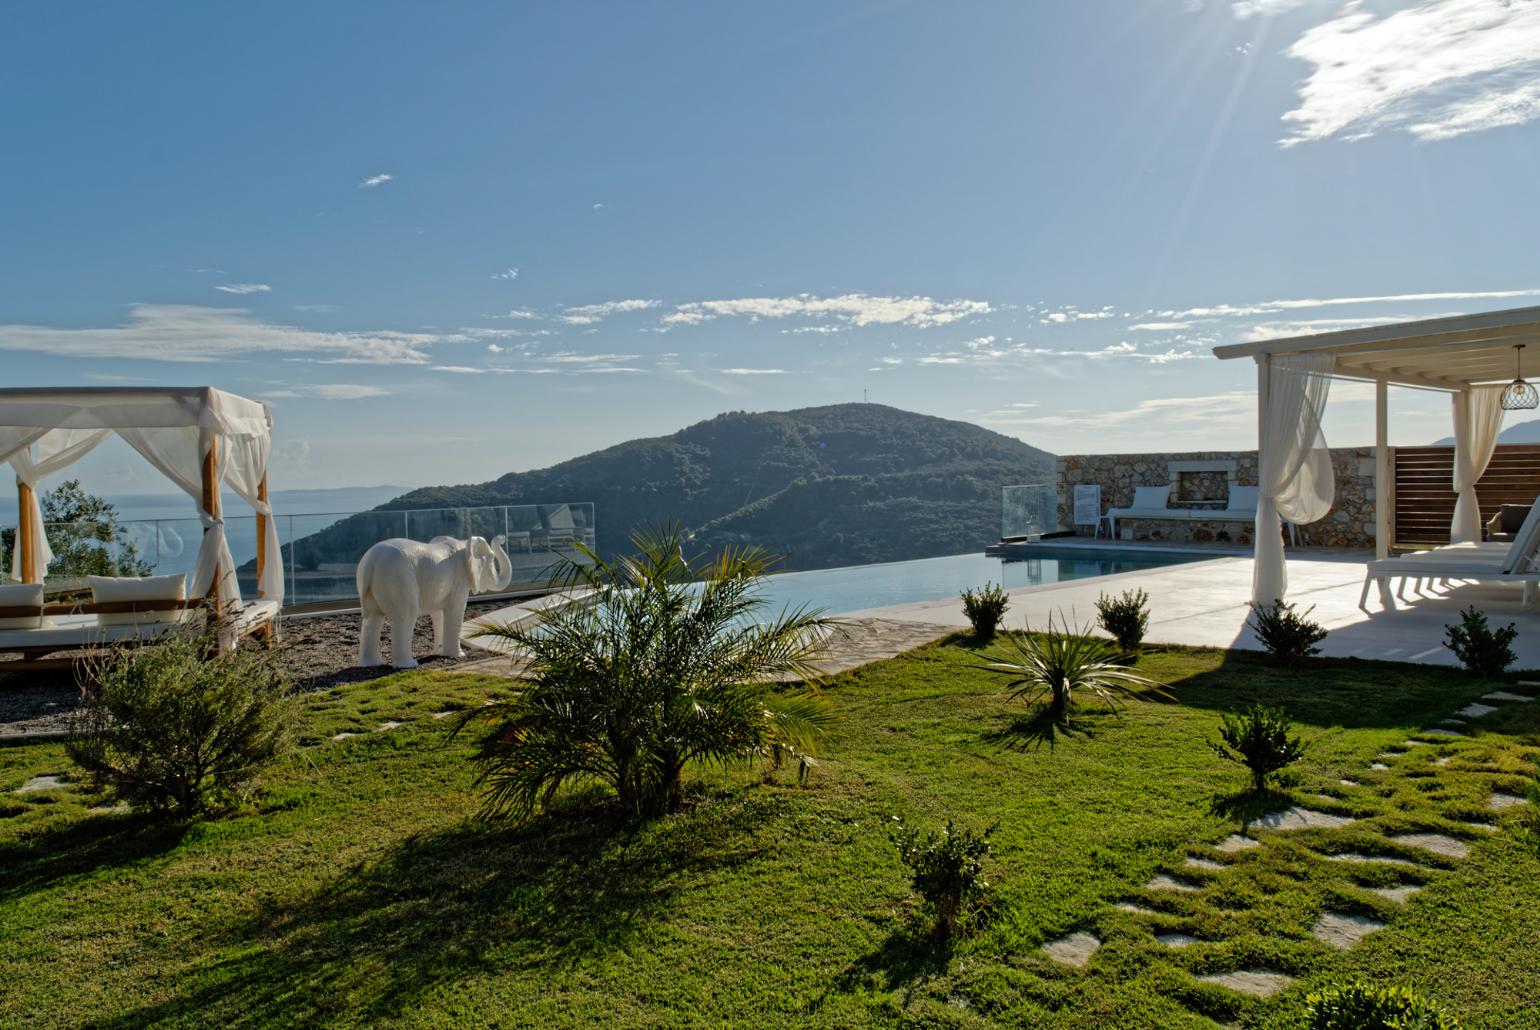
[1213,305,1540,604]
[0,387,282,666]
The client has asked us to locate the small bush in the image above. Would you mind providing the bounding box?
[67,624,297,819]
[890,816,997,941]
[984,612,1171,726]
[1304,980,1463,1029]
[1248,599,1327,663]
[1095,588,1150,651]
[960,582,1010,641]
[1210,704,1305,793]
[1443,605,1517,678]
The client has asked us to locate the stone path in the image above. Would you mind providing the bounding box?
[1041,932,1100,967]
[1311,912,1385,949]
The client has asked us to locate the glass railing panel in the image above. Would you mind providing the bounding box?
[1002,484,1057,539]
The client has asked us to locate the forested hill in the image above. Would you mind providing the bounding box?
[297,404,1054,572]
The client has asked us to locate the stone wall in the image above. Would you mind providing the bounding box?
[1054,449,1378,548]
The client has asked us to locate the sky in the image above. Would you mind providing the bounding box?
[4,0,1540,494]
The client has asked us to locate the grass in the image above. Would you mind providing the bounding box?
[1,640,1538,1028]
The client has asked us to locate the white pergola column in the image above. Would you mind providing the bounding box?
[1374,379,1390,560]
[1252,354,1287,604]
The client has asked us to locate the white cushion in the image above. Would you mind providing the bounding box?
[1130,485,1171,510]
[0,583,45,630]
[1225,485,1259,512]
[89,574,188,627]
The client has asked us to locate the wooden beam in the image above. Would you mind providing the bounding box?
[255,472,269,598]
[200,429,222,617]
[16,480,38,584]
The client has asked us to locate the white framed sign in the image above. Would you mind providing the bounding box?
[1073,484,1101,527]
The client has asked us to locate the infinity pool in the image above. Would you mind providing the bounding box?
[752,547,1203,616]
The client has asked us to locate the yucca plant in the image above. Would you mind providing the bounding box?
[983,612,1170,725]
[465,523,837,821]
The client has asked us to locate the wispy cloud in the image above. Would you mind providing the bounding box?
[358,173,394,188]
[1279,0,1540,145]
[294,303,338,314]
[498,308,541,320]
[718,368,789,375]
[662,293,992,329]
[491,267,520,281]
[0,305,441,365]
[1129,321,1193,331]
[1231,0,1307,18]
[561,299,660,325]
[1156,288,1540,320]
[215,283,271,295]
[262,382,394,401]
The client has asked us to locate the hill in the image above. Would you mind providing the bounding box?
[285,404,1053,573]
[1433,416,1540,447]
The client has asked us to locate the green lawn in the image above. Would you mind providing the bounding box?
[2,640,1539,1028]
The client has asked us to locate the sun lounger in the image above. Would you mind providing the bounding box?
[1359,498,1540,609]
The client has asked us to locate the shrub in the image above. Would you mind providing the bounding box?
[1248,599,1327,663]
[67,623,297,819]
[1210,703,1306,793]
[467,523,835,821]
[1443,606,1517,677]
[984,611,1170,726]
[890,816,997,941]
[960,581,1010,641]
[1095,588,1150,652]
[1304,980,1463,1029]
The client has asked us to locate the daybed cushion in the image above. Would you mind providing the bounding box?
[1130,485,1171,509]
[1488,503,1532,540]
[0,583,45,630]
[1225,485,1259,512]
[89,573,188,627]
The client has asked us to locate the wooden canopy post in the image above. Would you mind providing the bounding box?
[16,480,39,584]
[200,430,222,616]
[254,472,269,598]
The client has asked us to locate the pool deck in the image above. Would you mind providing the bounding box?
[852,548,1540,670]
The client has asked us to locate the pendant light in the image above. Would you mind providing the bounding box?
[1500,344,1538,411]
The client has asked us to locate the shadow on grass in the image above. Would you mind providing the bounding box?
[89,793,770,1029]
[821,919,955,1009]
[0,811,189,902]
[1208,787,1292,832]
[985,707,1096,751]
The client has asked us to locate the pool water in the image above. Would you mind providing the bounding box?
[752,547,1202,617]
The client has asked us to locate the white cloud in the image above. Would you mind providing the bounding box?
[1158,288,1540,320]
[1129,321,1193,331]
[431,365,482,375]
[539,351,640,365]
[1232,0,1307,18]
[358,173,394,188]
[1006,390,1257,432]
[486,343,504,353]
[1040,307,1115,324]
[215,283,271,295]
[309,384,393,400]
[1279,0,1540,145]
[718,368,789,375]
[0,304,441,365]
[294,303,338,313]
[491,267,520,281]
[662,293,992,329]
[560,299,660,325]
[499,308,541,320]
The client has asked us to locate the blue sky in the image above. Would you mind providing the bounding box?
[4,0,1540,492]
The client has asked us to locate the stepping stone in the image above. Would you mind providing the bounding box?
[1216,834,1259,853]
[1339,779,1360,788]
[1197,970,1294,998]
[431,710,458,719]
[1455,820,1497,832]
[1421,729,1463,738]
[1481,691,1531,702]
[15,775,69,793]
[1388,833,1468,859]
[1312,912,1386,949]
[1147,874,1200,893]
[1255,806,1354,831]
[1369,885,1423,904]
[1155,933,1200,948]
[1114,902,1158,915]
[376,721,402,732]
[1433,757,1452,767]
[1440,717,1468,726]
[1488,792,1528,811]
[1042,932,1100,967]
[1184,857,1225,872]
[1457,703,1497,719]
[331,731,359,741]
[1400,739,1429,748]
[1325,853,1418,866]
[1371,763,1391,771]
[88,802,131,815]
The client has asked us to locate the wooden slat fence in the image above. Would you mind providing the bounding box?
[1393,444,1540,545]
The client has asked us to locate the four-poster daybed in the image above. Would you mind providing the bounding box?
[0,387,282,671]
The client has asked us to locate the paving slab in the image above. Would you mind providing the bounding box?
[1420,729,1463,738]
[1457,702,1498,718]
[1255,806,1354,831]
[1324,852,1419,867]
[1388,832,1469,859]
[376,721,402,732]
[1481,690,1532,702]
[431,710,458,719]
[1369,885,1423,904]
[1311,912,1386,949]
[1114,902,1158,915]
[1155,933,1200,948]
[1147,874,1200,893]
[1455,820,1497,832]
[1183,857,1225,873]
[1488,792,1529,811]
[16,774,69,793]
[1196,970,1295,998]
[1370,762,1391,771]
[1215,834,1259,853]
[331,731,359,741]
[1338,779,1360,787]
[1042,932,1100,967]
[1433,756,1452,767]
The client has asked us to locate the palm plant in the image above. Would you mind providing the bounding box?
[465,523,837,820]
[983,612,1170,725]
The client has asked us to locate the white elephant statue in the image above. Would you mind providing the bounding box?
[356,534,513,668]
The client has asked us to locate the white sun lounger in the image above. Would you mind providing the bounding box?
[1359,498,1540,609]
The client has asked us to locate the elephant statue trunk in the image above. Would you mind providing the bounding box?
[356,533,513,669]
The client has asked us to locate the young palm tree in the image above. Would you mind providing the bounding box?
[466,524,837,820]
[983,611,1170,726]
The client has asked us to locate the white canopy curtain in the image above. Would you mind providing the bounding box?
[0,388,280,608]
[1450,386,1506,545]
[1253,353,1336,605]
[8,428,111,581]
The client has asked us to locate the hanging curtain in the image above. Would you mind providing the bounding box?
[223,432,283,604]
[117,426,240,606]
[8,428,112,581]
[1253,353,1335,605]
[1450,386,1505,545]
